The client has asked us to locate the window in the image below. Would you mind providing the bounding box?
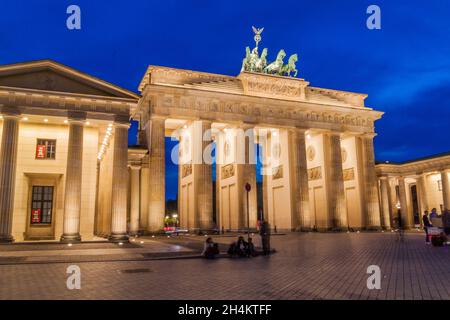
[30,186,54,225]
[36,139,56,159]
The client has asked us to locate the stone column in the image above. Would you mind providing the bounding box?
[440,170,450,210]
[197,120,213,230]
[398,177,411,228]
[389,178,398,223]
[61,116,85,242]
[129,165,141,236]
[109,122,130,242]
[0,111,20,243]
[240,124,257,229]
[327,132,348,230]
[379,177,391,229]
[259,129,269,221]
[291,128,311,231]
[147,117,165,232]
[417,174,429,216]
[360,134,382,230]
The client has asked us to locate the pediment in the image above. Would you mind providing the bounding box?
[0,60,139,99]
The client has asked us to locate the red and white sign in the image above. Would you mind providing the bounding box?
[31,209,41,223]
[36,145,46,159]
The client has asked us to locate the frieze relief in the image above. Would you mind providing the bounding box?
[221,164,235,179]
[308,166,322,181]
[182,164,192,178]
[149,92,376,131]
[343,168,355,181]
[272,165,283,180]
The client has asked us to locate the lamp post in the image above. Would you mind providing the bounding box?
[245,182,251,241]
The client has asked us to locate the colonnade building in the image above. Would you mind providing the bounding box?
[0,59,446,242]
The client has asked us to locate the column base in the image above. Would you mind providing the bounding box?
[108,233,129,243]
[60,234,81,243]
[365,226,382,231]
[0,235,14,243]
[331,227,349,232]
[128,231,141,237]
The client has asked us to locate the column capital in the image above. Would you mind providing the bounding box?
[129,164,141,170]
[360,132,377,139]
[114,122,130,129]
[293,127,309,134]
[150,114,167,121]
[67,111,86,122]
[325,130,344,138]
[0,105,21,117]
[238,122,255,130]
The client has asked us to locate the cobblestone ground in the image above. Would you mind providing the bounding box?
[1,232,449,300]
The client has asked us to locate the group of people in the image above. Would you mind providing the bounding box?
[422,208,450,244]
[201,220,272,259]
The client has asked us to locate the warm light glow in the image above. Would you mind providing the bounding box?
[173,214,178,218]
[43,119,49,122]
[64,120,68,124]
[68,243,73,247]
[86,121,90,125]
[118,242,123,246]
[22,117,28,121]
[307,134,311,139]
[108,123,113,127]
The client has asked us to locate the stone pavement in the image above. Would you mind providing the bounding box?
[0,238,196,264]
[1,232,450,300]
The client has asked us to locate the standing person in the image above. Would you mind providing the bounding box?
[423,210,432,244]
[260,220,271,255]
[397,210,404,241]
[429,208,438,220]
[442,209,450,236]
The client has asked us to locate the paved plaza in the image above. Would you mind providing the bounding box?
[1,232,450,300]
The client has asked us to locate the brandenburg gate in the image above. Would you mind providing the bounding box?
[128,28,384,233]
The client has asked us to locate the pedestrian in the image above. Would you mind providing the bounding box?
[246,237,257,257]
[202,237,219,259]
[429,208,438,220]
[260,220,271,255]
[442,209,450,236]
[422,210,432,244]
[396,210,404,241]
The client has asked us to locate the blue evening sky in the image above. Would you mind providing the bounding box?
[2,0,450,199]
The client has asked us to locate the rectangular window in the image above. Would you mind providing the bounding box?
[30,186,54,225]
[36,139,56,159]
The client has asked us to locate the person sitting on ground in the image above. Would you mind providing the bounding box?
[423,210,432,244]
[235,236,248,257]
[228,236,248,257]
[202,237,219,259]
[442,209,450,236]
[246,237,257,257]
